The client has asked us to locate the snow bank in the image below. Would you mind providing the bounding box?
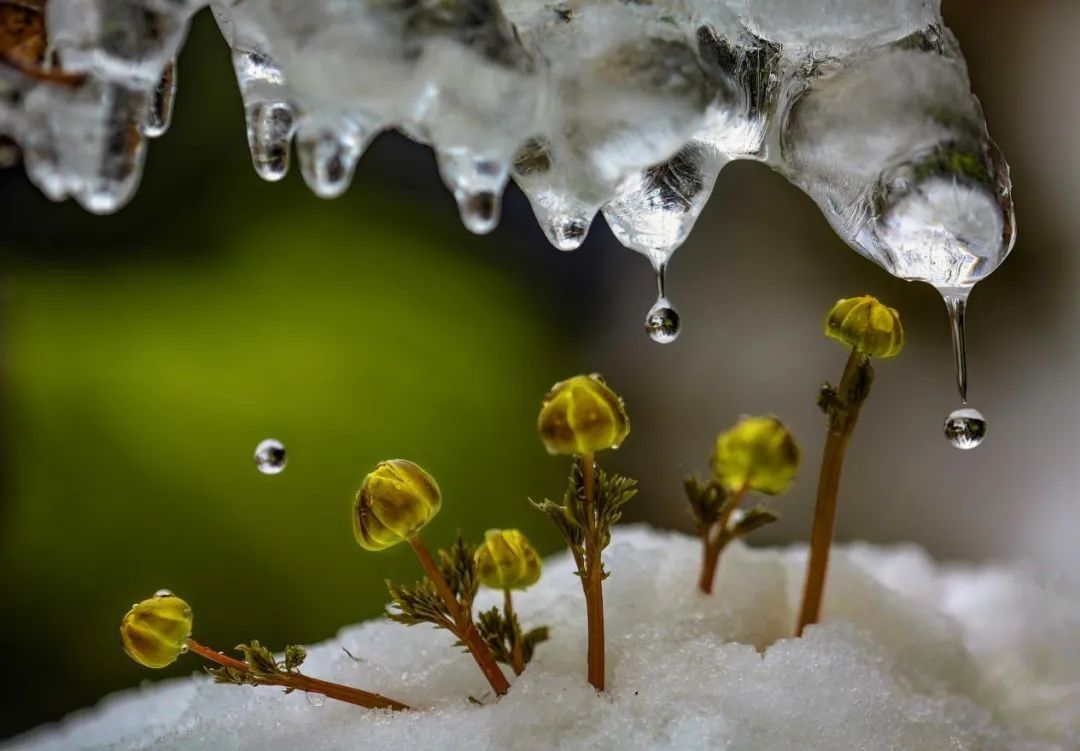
[9,527,1079,750]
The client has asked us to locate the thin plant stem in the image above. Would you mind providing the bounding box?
[503,589,525,676]
[185,639,410,711]
[697,482,749,595]
[797,349,866,635]
[580,452,605,692]
[407,533,511,696]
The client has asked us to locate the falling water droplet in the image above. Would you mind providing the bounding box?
[306,693,326,707]
[143,60,177,138]
[153,589,174,598]
[944,407,986,450]
[254,439,288,474]
[645,262,680,343]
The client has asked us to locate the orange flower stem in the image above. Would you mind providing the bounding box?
[185,638,410,711]
[580,452,606,692]
[797,350,866,635]
[408,533,511,696]
[503,589,525,676]
[697,482,749,595]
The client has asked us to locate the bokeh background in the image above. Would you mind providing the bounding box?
[1,0,1077,739]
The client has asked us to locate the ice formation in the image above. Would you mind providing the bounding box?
[9,527,1078,750]
[0,1,1014,280]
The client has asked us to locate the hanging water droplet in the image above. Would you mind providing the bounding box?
[153,589,174,598]
[944,407,986,450]
[179,643,189,655]
[645,300,680,343]
[942,291,970,403]
[245,101,296,182]
[459,190,500,234]
[254,439,288,474]
[545,216,589,251]
[143,60,177,138]
[305,692,325,707]
[645,261,680,343]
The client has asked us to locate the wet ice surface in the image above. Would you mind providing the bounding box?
[10,527,1078,751]
[0,0,1013,290]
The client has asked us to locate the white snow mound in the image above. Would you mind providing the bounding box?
[8,527,1080,750]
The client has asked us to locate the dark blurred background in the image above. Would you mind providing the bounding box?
[1,0,1077,739]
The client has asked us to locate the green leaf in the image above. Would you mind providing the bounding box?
[684,475,728,529]
[283,645,307,672]
[236,640,279,678]
[593,465,637,550]
[385,578,455,631]
[731,507,780,538]
[520,626,550,664]
[437,532,478,613]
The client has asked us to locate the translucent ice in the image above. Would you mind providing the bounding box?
[0,0,1013,280]
[9,527,1077,750]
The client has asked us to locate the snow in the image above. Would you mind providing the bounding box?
[8,527,1078,750]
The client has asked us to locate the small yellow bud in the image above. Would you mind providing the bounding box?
[825,295,904,358]
[353,459,442,551]
[711,416,800,495]
[537,373,630,456]
[475,529,542,591]
[120,592,193,669]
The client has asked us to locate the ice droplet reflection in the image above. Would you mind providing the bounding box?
[254,439,287,474]
[645,300,680,343]
[944,407,986,450]
[645,262,680,343]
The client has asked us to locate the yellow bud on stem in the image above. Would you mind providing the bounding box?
[538,374,629,456]
[825,295,904,359]
[475,529,542,591]
[353,459,441,551]
[120,592,193,669]
[711,416,800,496]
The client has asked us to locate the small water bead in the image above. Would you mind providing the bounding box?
[305,693,325,707]
[944,407,986,450]
[254,439,288,474]
[153,589,174,598]
[645,300,681,343]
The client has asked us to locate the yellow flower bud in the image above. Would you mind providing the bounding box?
[475,529,542,591]
[825,295,904,358]
[120,592,193,669]
[353,459,442,551]
[710,416,800,495]
[537,373,630,456]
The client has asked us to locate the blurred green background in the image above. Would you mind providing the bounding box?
[2,1,1079,740]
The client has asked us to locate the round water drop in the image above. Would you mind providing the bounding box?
[153,589,174,598]
[645,300,680,343]
[254,439,288,474]
[306,693,325,707]
[944,407,986,450]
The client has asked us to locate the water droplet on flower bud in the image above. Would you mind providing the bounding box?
[944,407,986,449]
[254,439,288,474]
[153,589,174,598]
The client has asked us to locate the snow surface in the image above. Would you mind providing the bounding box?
[8,527,1079,750]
